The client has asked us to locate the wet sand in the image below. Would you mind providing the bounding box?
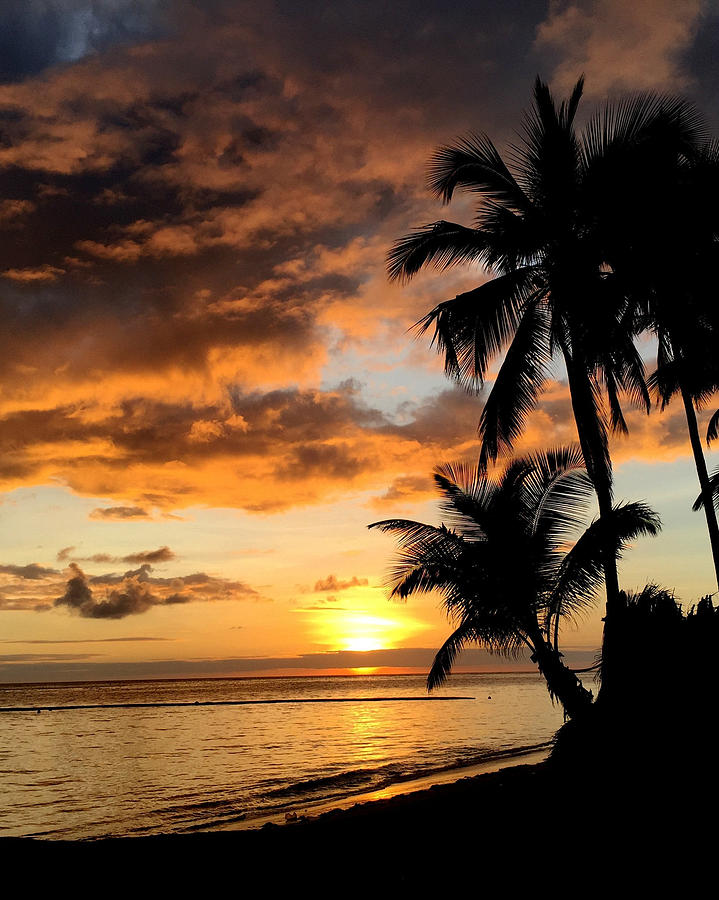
[229,744,551,831]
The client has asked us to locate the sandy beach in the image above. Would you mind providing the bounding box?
[2,752,708,892]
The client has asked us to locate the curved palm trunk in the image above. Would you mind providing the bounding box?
[529,634,593,719]
[563,349,621,701]
[562,353,621,604]
[680,384,719,591]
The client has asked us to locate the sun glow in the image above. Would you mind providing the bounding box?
[338,613,407,652]
[310,611,415,653]
[343,636,384,652]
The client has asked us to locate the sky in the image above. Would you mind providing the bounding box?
[1,0,719,682]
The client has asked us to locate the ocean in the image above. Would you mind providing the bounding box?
[0,672,586,839]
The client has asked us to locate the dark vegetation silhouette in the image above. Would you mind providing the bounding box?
[552,586,719,783]
[387,76,703,634]
[380,76,719,777]
[370,446,659,719]
[620,140,719,588]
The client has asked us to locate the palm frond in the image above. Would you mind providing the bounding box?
[692,467,719,512]
[427,132,530,211]
[707,410,719,444]
[431,463,496,541]
[387,221,491,282]
[582,92,705,169]
[427,622,477,691]
[478,299,552,468]
[547,500,662,629]
[511,76,582,205]
[521,446,595,547]
[561,75,585,128]
[415,267,541,386]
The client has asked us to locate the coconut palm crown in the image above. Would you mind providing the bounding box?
[369,446,660,719]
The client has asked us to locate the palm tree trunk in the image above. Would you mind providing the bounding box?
[680,384,719,591]
[562,354,621,609]
[562,350,621,702]
[529,635,593,719]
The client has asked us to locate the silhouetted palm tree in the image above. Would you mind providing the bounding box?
[387,77,699,628]
[651,348,719,589]
[369,446,660,719]
[633,142,719,588]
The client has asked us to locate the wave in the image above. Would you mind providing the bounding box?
[118,741,552,838]
[237,742,551,816]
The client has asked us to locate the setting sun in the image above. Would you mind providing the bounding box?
[343,636,384,652]
[310,611,425,653]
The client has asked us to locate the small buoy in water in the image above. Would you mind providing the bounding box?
[487,696,492,700]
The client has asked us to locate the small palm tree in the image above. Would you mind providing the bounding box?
[388,77,699,628]
[369,446,660,719]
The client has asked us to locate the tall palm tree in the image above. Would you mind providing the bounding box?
[388,77,700,628]
[650,348,719,590]
[369,446,660,719]
[623,142,719,589]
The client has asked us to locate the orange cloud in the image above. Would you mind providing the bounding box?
[537,0,703,94]
[0,5,714,526]
[3,264,65,282]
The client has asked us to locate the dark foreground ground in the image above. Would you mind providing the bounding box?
[1,758,713,893]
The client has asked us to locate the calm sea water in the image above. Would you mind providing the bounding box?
[0,673,581,840]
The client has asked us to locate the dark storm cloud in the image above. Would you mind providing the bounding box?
[0,1,717,516]
[0,550,260,615]
[0,0,545,395]
[49,561,259,618]
[283,443,372,481]
[0,382,394,485]
[0,563,59,580]
[0,371,696,512]
[55,563,160,618]
[0,1,170,83]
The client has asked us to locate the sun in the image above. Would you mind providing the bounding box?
[308,608,428,656]
[343,636,384,652]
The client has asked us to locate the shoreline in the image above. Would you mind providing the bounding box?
[228,744,551,832]
[1,754,708,889]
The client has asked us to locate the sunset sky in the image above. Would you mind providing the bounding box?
[2,0,719,682]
